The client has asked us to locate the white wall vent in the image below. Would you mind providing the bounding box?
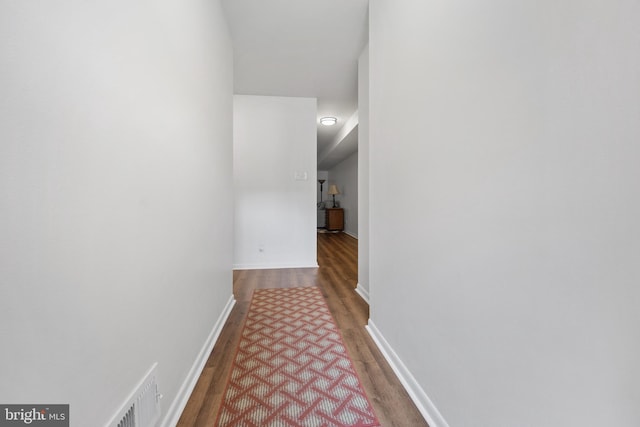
[107,363,162,427]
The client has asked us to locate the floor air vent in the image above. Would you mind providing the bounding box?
[117,406,135,427]
[109,363,161,427]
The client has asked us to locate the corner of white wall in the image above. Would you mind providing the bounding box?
[357,43,370,296]
[355,283,370,304]
[160,296,235,427]
[366,322,450,427]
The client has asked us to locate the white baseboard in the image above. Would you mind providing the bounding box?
[233,263,319,270]
[366,321,450,427]
[354,282,370,304]
[344,231,358,240]
[160,294,236,427]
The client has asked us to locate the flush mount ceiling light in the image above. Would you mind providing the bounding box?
[320,117,337,126]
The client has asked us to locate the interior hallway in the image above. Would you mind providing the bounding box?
[177,232,429,427]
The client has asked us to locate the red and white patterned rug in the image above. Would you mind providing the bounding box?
[215,287,380,427]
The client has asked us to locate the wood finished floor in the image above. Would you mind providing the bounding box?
[176,231,429,427]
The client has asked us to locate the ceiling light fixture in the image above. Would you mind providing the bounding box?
[320,117,337,126]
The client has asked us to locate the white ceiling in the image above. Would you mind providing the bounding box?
[221,0,369,165]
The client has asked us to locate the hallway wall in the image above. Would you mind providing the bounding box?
[233,95,318,269]
[358,44,370,298]
[0,1,234,425]
[369,1,640,426]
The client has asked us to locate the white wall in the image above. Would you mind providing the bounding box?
[328,153,359,238]
[0,1,234,426]
[369,1,640,426]
[234,95,318,269]
[358,44,370,298]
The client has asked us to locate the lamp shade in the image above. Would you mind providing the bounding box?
[327,185,340,195]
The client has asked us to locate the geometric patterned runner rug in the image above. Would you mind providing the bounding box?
[215,287,381,427]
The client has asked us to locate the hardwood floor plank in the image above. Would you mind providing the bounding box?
[177,232,429,427]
